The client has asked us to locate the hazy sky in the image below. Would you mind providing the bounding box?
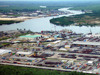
[0,0,99,1]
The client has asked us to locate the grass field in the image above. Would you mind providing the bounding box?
[0,65,95,75]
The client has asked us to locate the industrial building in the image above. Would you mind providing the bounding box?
[72,41,100,47]
[16,51,32,56]
[0,49,12,56]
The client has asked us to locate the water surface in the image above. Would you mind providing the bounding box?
[0,8,100,34]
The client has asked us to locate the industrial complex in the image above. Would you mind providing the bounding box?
[0,29,100,74]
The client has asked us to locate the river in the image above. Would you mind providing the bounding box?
[0,8,100,34]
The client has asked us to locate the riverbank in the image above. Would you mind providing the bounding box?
[50,13,100,27]
[0,16,41,21]
[0,16,41,25]
[0,8,99,34]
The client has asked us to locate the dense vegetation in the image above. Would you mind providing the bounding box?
[0,20,22,25]
[50,1,100,27]
[50,13,100,27]
[0,1,68,13]
[50,16,74,26]
[0,65,95,75]
[0,1,100,13]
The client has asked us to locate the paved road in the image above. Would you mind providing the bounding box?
[0,62,95,74]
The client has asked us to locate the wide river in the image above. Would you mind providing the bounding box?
[0,8,100,34]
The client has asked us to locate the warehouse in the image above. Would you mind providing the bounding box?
[16,51,32,56]
[72,41,100,47]
[10,56,36,62]
[44,60,62,65]
[19,34,42,40]
[86,33,100,38]
[0,49,12,56]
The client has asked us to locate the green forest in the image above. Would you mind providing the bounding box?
[0,65,95,75]
[49,1,100,27]
[0,1,100,13]
[50,13,100,27]
[0,20,22,25]
[50,3,100,27]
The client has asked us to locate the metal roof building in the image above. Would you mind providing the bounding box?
[0,49,12,55]
[16,51,32,55]
[10,56,36,60]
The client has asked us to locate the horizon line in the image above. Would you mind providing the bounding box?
[0,0,100,1]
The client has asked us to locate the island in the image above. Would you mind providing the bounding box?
[50,13,100,27]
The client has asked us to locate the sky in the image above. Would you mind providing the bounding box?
[0,0,99,1]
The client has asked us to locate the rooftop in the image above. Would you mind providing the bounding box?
[0,49,12,55]
[73,41,100,46]
[10,56,36,60]
[16,51,32,55]
[19,34,41,38]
